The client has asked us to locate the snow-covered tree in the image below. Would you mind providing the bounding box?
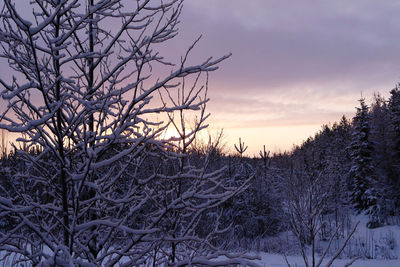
[0,1,256,266]
[283,163,358,267]
[329,116,352,232]
[389,86,400,164]
[370,94,391,173]
[386,85,400,212]
[349,98,376,215]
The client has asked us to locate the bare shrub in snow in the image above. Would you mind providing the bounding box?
[283,167,359,267]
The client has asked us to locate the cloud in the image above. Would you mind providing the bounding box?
[174,0,400,93]
[3,1,399,152]
[159,0,400,147]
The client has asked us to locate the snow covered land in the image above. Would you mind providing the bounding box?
[255,253,400,267]
[249,215,400,266]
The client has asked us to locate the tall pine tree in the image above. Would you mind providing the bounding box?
[389,86,400,171]
[388,85,400,210]
[349,98,377,214]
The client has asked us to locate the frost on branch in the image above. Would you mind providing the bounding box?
[0,0,254,266]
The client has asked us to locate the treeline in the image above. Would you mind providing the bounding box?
[192,86,400,252]
[220,86,400,251]
[286,88,400,225]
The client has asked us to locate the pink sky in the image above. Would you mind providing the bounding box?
[164,0,400,155]
[2,0,400,156]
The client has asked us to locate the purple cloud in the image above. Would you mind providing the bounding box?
[159,0,400,153]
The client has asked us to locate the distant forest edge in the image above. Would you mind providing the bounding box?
[279,86,400,225]
[2,86,400,226]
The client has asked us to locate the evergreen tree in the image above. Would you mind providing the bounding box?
[389,86,400,172]
[369,94,396,221]
[349,98,376,214]
[388,85,400,209]
[330,116,352,232]
[370,94,391,175]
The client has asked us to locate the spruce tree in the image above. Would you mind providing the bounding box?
[330,116,352,230]
[389,86,400,171]
[349,98,376,214]
[388,85,400,209]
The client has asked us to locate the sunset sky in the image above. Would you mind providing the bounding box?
[164,0,400,155]
[2,1,400,156]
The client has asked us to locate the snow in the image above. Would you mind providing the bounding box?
[250,215,400,267]
[2,219,400,267]
[253,252,400,267]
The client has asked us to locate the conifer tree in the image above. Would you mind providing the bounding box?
[329,116,352,232]
[388,85,400,210]
[389,86,400,172]
[349,98,376,214]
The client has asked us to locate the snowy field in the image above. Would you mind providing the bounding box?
[2,215,400,266]
[249,215,400,267]
[253,253,400,267]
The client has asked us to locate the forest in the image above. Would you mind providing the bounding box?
[1,0,400,266]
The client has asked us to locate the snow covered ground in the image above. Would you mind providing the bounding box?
[1,249,400,266]
[2,215,400,266]
[253,252,400,267]
[250,215,400,266]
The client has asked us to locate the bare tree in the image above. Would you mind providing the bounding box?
[284,168,359,267]
[0,1,256,266]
